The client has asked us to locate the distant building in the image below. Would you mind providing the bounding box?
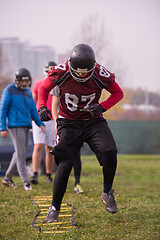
[0,37,56,81]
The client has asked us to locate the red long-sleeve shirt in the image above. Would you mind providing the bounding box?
[38,61,124,120]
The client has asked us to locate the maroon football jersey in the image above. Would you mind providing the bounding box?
[38,61,120,120]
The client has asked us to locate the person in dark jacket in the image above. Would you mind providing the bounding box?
[0,68,45,190]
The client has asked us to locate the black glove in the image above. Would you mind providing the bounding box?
[89,104,106,116]
[38,106,52,121]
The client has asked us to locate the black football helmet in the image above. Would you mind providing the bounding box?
[68,44,96,82]
[44,61,57,75]
[15,68,32,89]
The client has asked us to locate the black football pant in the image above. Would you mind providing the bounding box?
[73,151,81,186]
[51,118,117,210]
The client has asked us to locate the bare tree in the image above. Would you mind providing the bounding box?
[71,14,128,87]
[72,15,111,63]
[71,14,128,120]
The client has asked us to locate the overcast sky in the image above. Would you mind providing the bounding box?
[0,0,160,92]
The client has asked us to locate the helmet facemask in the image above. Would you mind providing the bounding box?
[43,61,57,76]
[68,61,96,83]
[15,68,32,90]
[15,77,31,90]
[43,66,53,76]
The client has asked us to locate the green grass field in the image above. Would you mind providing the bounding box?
[0,155,160,240]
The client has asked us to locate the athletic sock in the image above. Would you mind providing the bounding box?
[102,150,117,194]
[46,173,51,177]
[74,176,80,186]
[34,172,38,177]
[103,183,112,194]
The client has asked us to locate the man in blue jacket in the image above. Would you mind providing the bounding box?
[0,68,45,190]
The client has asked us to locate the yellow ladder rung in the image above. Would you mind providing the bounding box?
[38,214,72,218]
[38,204,67,207]
[40,210,68,214]
[40,208,70,210]
[61,226,75,229]
[43,226,74,230]
[33,196,52,198]
[43,231,67,233]
[43,221,71,225]
[41,208,70,211]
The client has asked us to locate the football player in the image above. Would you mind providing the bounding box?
[50,85,84,194]
[37,44,124,222]
[31,61,57,185]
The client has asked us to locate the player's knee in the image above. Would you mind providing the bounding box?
[34,143,44,152]
[105,149,117,157]
[103,149,117,164]
[58,160,73,175]
[97,149,117,166]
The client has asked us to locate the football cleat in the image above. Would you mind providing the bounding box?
[46,175,53,183]
[101,189,118,213]
[30,175,38,184]
[2,178,15,187]
[45,206,60,223]
[74,184,84,194]
[24,182,32,191]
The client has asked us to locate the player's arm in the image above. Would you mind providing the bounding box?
[38,77,55,121]
[89,82,124,116]
[32,82,38,104]
[100,82,124,110]
[32,93,38,104]
[50,85,60,129]
[52,96,59,122]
